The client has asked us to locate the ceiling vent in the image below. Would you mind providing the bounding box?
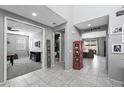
[7,26,19,31]
[116,5,124,17]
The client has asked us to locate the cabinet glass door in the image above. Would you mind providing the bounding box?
[47,40,51,68]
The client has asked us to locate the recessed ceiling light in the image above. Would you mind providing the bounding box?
[52,22,56,25]
[88,24,91,27]
[32,12,37,16]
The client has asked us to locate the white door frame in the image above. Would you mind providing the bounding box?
[4,16,45,82]
[52,33,55,67]
[53,32,62,63]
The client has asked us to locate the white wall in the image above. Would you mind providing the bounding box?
[82,31,106,39]
[47,5,73,21]
[73,5,121,24]
[29,32,42,52]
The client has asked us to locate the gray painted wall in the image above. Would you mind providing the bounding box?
[0,9,53,83]
[69,26,81,69]
[0,14,4,83]
[97,37,106,57]
[7,33,29,58]
[108,35,124,82]
[108,11,124,82]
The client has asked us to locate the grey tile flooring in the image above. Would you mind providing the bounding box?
[1,55,122,87]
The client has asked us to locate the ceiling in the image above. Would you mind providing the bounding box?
[74,15,109,31]
[7,19,42,36]
[0,5,67,27]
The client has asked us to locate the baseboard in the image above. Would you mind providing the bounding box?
[64,68,73,72]
[0,81,6,86]
[42,67,47,70]
[109,78,124,87]
[51,65,55,67]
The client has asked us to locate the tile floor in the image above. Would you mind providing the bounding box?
[0,55,122,87]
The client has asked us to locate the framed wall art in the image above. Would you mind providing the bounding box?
[112,44,124,53]
[111,27,122,35]
[16,38,25,50]
[122,34,124,43]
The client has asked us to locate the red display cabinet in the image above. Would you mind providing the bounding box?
[73,41,83,70]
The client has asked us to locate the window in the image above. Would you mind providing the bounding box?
[83,40,97,52]
[16,38,25,50]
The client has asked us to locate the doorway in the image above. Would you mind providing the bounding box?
[74,15,109,76]
[53,30,65,70]
[83,39,98,58]
[54,32,61,63]
[4,16,45,81]
[82,32,108,75]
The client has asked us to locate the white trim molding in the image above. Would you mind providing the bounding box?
[4,16,7,83]
[4,16,45,83]
[52,32,55,67]
[42,28,46,69]
[109,78,124,87]
[54,32,62,63]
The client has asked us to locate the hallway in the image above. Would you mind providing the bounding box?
[1,56,120,87]
[83,55,107,77]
